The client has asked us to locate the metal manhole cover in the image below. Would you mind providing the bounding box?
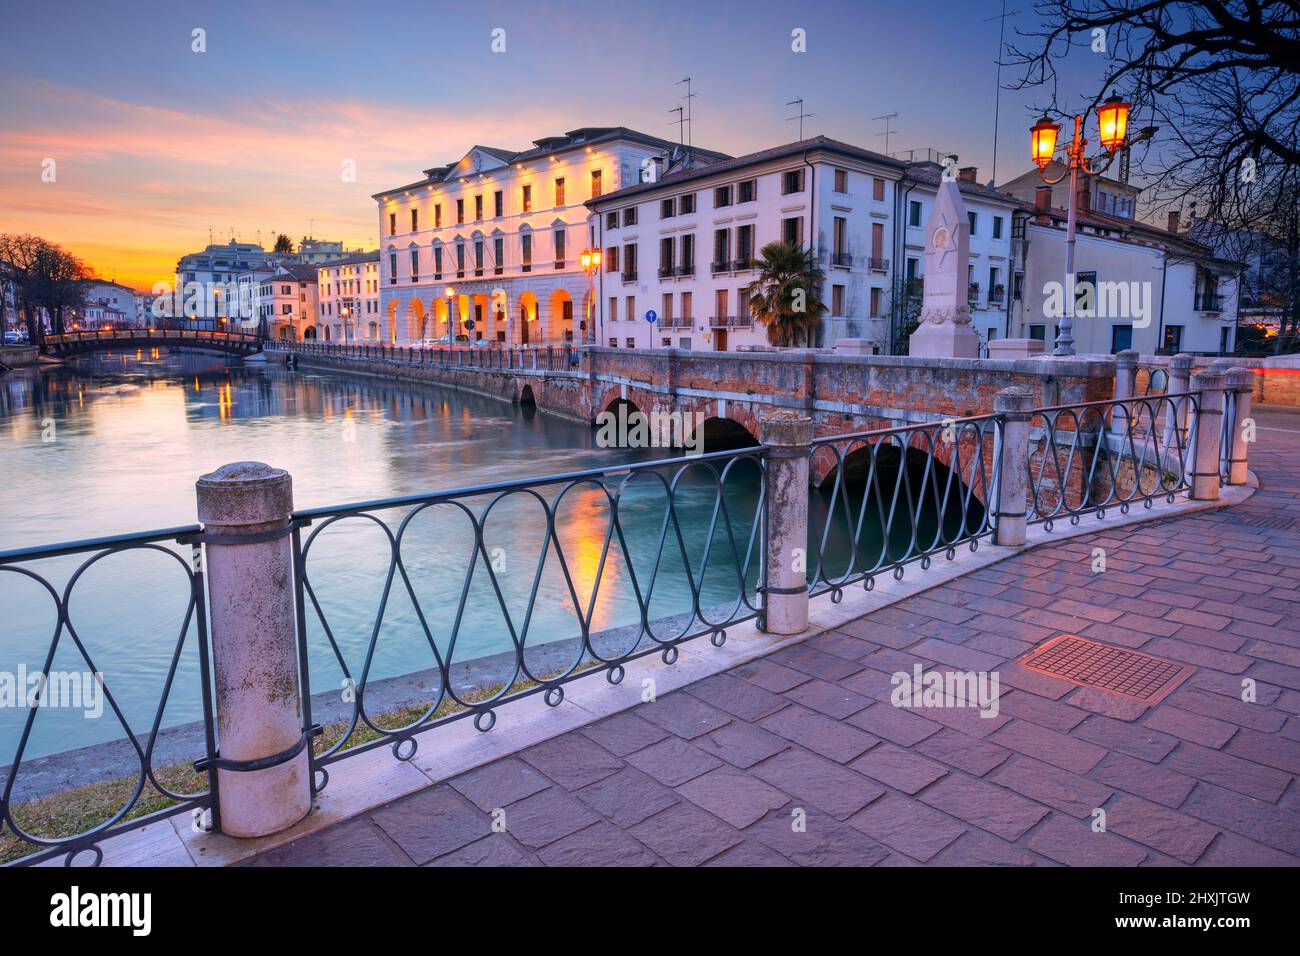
[1222,511,1296,530]
[1018,635,1193,704]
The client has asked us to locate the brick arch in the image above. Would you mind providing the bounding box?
[814,425,994,508]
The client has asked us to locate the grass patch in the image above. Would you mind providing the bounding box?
[1,664,600,865]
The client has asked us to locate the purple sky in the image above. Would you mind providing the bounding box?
[0,0,1113,288]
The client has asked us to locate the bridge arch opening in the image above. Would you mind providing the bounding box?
[519,383,536,406]
[697,416,759,453]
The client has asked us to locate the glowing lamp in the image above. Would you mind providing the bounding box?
[1030,115,1060,168]
[1096,95,1130,153]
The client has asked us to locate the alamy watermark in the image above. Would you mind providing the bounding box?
[594,403,707,455]
[891,663,1000,717]
[0,666,104,718]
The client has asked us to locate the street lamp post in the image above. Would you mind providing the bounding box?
[580,249,601,345]
[1029,95,1130,356]
[444,286,456,346]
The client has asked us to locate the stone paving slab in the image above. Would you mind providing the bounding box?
[240,410,1300,867]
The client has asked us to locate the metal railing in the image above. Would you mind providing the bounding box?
[1027,392,1196,529]
[281,340,583,372]
[0,378,1252,866]
[293,449,767,770]
[0,526,218,867]
[1137,364,1170,396]
[807,416,1000,597]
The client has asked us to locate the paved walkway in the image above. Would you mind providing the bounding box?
[247,409,1300,867]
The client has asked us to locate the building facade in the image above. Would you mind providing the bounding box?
[174,241,278,323]
[255,263,319,341]
[79,279,141,327]
[585,138,1020,353]
[373,127,729,346]
[316,251,381,342]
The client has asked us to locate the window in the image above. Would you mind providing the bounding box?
[1164,324,1184,352]
[472,195,482,221]
[609,338,618,347]
[623,207,637,226]
[659,237,675,277]
[832,284,845,317]
[738,179,756,203]
[870,287,882,318]
[1220,326,1232,354]
[627,338,637,349]
[434,246,443,279]
[410,248,419,281]
[713,229,730,270]
[606,212,618,230]
[494,191,503,218]
[1075,271,1097,313]
[782,216,803,246]
[833,169,848,193]
[873,178,885,202]
[714,185,733,208]
[715,289,729,321]
[389,251,397,282]
[521,185,532,213]
[833,217,847,259]
[608,297,618,322]
[680,193,695,214]
[605,246,619,272]
[456,243,465,277]
[521,234,532,270]
[456,199,465,224]
[554,229,566,266]
[493,237,504,275]
[735,225,754,265]
[781,169,804,194]
[871,222,884,263]
[662,293,673,322]
[1013,271,1024,301]
[554,178,565,206]
[993,216,1004,240]
[967,211,977,236]
[1110,324,1133,353]
[661,198,675,219]
[411,209,419,231]
[389,212,397,235]
[626,295,635,323]
[681,291,692,319]
[435,204,442,228]
[909,201,922,227]
[1029,324,1046,341]
[681,233,695,274]
[590,169,602,198]
[623,243,637,278]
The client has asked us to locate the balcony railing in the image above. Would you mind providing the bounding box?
[711,260,730,274]
[1196,293,1223,312]
[832,252,853,268]
[621,270,638,283]
[729,314,753,328]
[709,315,730,328]
[732,258,756,272]
[968,283,981,304]
[658,265,675,279]
[868,257,889,272]
[678,263,695,277]
[988,289,1006,306]
[553,260,565,270]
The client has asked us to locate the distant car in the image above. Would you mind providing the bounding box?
[472,338,494,347]
[415,338,442,348]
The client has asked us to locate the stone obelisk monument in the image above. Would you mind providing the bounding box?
[909,180,981,358]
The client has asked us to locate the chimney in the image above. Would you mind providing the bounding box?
[1167,210,1180,233]
[958,166,978,184]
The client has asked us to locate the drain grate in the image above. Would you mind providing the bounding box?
[1018,635,1193,704]
[1222,511,1296,531]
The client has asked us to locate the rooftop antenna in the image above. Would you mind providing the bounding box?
[872,112,899,155]
[677,77,696,149]
[787,98,814,140]
[984,0,1019,186]
[669,105,685,147]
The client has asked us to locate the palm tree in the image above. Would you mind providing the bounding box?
[744,241,828,347]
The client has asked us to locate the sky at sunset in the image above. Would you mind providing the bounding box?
[0,0,1112,291]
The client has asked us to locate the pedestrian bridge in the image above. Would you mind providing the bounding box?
[44,328,262,357]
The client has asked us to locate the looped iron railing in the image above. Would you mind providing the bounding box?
[1136,363,1169,397]
[291,447,766,777]
[806,415,1000,597]
[1027,392,1196,529]
[0,527,218,867]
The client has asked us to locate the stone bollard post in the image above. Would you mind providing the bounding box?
[993,386,1034,547]
[759,413,813,635]
[1189,369,1226,501]
[1164,353,1194,451]
[1224,367,1255,485]
[1111,349,1138,439]
[196,462,311,838]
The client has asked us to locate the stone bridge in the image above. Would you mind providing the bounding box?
[273,343,1117,489]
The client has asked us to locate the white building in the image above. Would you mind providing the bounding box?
[373,127,729,346]
[254,263,319,341]
[585,138,1020,352]
[174,242,278,324]
[79,279,141,327]
[1008,191,1241,355]
[316,251,380,342]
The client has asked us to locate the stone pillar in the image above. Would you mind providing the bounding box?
[1165,353,1194,450]
[196,462,310,838]
[1224,367,1255,485]
[1111,349,1139,438]
[1190,369,1226,501]
[993,386,1034,547]
[759,413,813,635]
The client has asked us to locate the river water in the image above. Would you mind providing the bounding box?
[0,350,767,761]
